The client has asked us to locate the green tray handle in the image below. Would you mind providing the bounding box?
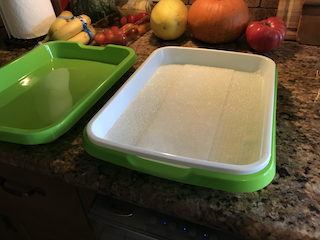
[126,155,192,180]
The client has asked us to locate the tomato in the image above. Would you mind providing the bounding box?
[136,13,149,23]
[127,14,136,24]
[126,27,139,40]
[120,16,127,26]
[111,26,119,30]
[113,34,128,46]
[94,33,105,45]
[120,23,133,30]
[113,30,124,37]
[245,16,287,52]
[104,29,113,35]
[104,30,115,44]
[135,24,146,34]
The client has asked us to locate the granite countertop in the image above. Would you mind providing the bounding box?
[0,27,320,240]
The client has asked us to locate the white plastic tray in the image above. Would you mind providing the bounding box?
[86,47,276,175]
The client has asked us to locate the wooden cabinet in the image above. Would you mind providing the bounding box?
[0,162,95,240]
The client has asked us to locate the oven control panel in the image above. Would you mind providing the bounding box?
[88,194,246,240]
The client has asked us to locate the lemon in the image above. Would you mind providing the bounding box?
[150,0,188,40]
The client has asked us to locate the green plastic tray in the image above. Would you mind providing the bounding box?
[83,69,278,193]
[0,41,137,145]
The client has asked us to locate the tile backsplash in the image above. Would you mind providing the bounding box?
[245,0,279,22]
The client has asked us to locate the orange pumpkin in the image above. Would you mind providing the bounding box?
[187,0,249,44]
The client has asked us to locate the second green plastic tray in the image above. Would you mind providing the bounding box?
[0,41,137,145]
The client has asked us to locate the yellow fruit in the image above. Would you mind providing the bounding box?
[42,10,74,43]
[51,14,91,41]
[150,0,188,40]
[67,25,96,45]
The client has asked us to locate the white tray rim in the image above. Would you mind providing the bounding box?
[86,46,276,175]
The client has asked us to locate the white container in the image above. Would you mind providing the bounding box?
[86,47,276,176]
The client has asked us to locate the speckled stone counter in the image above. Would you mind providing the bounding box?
[0,27,320,240]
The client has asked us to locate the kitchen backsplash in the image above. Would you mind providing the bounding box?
[186,0,279,22]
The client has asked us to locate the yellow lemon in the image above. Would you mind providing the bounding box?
[150,0,188,40]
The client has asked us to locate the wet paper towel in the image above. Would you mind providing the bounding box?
[0,0,56,39]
